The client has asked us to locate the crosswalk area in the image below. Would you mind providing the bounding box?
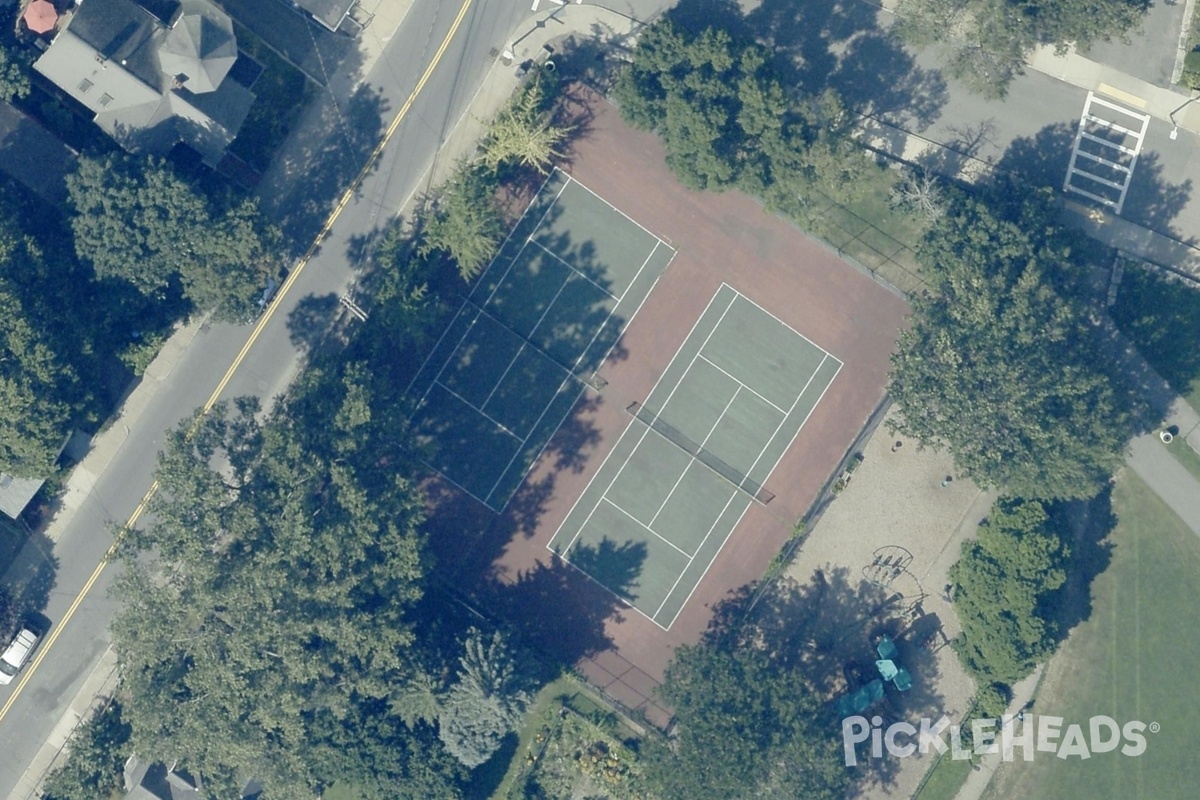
[1063,91,1150,216]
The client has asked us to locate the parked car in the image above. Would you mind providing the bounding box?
[0,626,42,685]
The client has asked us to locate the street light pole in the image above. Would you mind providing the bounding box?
[1168,89,1200,140]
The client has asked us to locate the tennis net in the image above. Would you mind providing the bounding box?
[455,295,608,392]
[626,402,775,505]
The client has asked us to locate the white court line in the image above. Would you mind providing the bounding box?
[479,276,572,410]
[649,385,740,528]
[434,380,525,442]
[419,459,500,510]
[696,353,787,414]
[468,170,560,305]
[661,328,845,631]
[729,285,841,361]
[491,238,677,511]
[479,179,571,309]
[619,240,658,303]
[661,499,750,630]
[482,274,637,507]
[552,286,735,557]
[560,292,738,556]
[405,171,561,399]
[560,173,675,248]
[529,239,620,301]
[402,300,472,398]
[413,305,486,413]
[554,548,671,632]
[602,498,695,559]
[743,353,828,486]
[652,491,737,622]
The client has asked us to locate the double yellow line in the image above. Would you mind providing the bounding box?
[0,0,477,726]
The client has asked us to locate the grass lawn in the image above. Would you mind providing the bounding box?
[229,23,319,173]
[1164,435,1200,485]
[984,470,1200,800]
[914,752,974,800]
[805,165,930,295]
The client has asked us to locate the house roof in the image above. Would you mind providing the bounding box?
[158,0,237,94]
[0,101,77,205]
[67,0,166,92]
[32,0,251,164]
[293,0,356,32]
[0,473,43,520]
[34,29,161,115]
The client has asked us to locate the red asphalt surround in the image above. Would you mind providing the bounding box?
[420,85,910,726]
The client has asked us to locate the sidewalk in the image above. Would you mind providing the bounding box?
[1028,45,1200,133]
[949,669,1043,800]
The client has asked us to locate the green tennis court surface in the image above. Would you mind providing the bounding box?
[548,284,842,630]
[407,169,675,511]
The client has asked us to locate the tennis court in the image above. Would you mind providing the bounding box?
[407,169,675,511]
[548,284,842,629]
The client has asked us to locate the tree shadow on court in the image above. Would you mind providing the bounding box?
[703,568,958,793]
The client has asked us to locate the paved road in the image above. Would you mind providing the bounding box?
[833,2,1200,245]
[0,0,664,794]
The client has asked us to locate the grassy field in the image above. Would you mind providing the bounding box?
[984,471,1200,800]
[1165,435,1200,485]
[913,752,973,800]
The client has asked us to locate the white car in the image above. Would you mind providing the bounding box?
[0,627,41,685]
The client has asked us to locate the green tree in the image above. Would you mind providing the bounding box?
[42,701,133,800]
[438,628,529,769]
[481,72,571,175]
[0,44,30,105]
[950,497,1069,686]
[419,163,503,281]
[887,199,1131,500]
[643,644,848,800]
[0,270,77,478]
[895,0,1148,98]
[110,367,436,796]
[613,19,866,204]
[66,155,277,321]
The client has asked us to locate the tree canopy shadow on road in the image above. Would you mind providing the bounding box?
[0,528,58,636]
[285,293,342,354]
[911,119,999,179]
[256,78,389,254]
[990,122,1193,241]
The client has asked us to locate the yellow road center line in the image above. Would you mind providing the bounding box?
[0,0,476,726]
